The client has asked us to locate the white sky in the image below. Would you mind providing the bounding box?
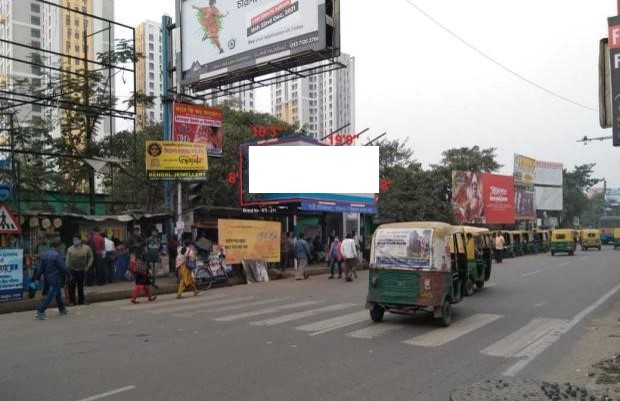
[115,0,620,188]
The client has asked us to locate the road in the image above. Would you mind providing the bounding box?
[1,247,619,401]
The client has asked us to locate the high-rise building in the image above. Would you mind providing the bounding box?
[271,53,355,139]
[0,0,115,136]
[135,20,163,131]
[210,88,256,112]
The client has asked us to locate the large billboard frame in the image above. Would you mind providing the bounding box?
[177,0,341,94]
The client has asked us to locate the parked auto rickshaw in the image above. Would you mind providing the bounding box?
[366,222,469,327]
[460,226,493,292]
[522,231,536,254]
[550,229,577,256]
[579,229,602,251]
[614,228,620,250]
[540,230,551,252]
[532,230,545,253]
[501,231,515,258]
[510,231,525,256]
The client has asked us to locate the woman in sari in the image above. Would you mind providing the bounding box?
[176,241,200,299]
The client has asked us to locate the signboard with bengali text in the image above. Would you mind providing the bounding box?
[145,141,208,181]
[218,219,281,264]
[173,103,223,158]
[0,249,23,302]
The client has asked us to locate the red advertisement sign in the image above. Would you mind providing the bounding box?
[482,173,515,224]
[173,103,223,157]
[452,172,515,225]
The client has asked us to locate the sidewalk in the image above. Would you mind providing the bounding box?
[0,262,338,315]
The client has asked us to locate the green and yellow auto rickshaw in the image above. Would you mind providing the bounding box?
[500,231,515,258]
[510,231,525,256]
[522,231,535,254]
[579,229,602,251]
[613,228,620,250]
[458,226,493,294]
[540,230,550,253]
[550,229,577,256]
[366,222,469,327]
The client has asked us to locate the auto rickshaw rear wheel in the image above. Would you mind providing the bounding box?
[370,305,385,322]
[463,279,474,296]
[475,279,484,288]
[438,300,452,327]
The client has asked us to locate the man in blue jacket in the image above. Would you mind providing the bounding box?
[35,241,69,320]
[294,233,312,280]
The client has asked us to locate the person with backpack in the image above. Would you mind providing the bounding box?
[129,248,157,304]
[176,241,200,299]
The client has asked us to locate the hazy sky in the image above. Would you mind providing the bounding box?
[115,0,620,188]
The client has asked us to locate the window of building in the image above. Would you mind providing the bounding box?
[149,111,155,120]
[30,28,40,38]
[74,32,79,39]
[31,3,41,13]
[31,65,41,75]
[32,104,42,113]
[74,19,79,27]
[149,43,154,51]
[149,33,154,41]
[149,82,154,90]
[31,40,40,49]
[31,15,40,25]
[32,78,41,87]
[66,42,70,52]
[149,72,154,80]
[65,15,70,25]
[149,63,154,71]
[75,45,80,52]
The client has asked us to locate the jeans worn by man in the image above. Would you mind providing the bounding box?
[35,242,69,320]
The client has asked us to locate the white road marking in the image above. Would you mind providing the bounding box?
[403,314,502,347]
[121,293,229,311]
[148,296,255,315]
[251,303,356,326]
[482,318,568,357]
[579,256,590,261]
[486,282,497,287]
[522,269,543,277]
[556,262,571,268]
[215,301,319,322]
[72,385,135,401]
[296,310,369,336]
[174,298,288,318]
[533,303,547,307]
[346,322,405,339]
[502,282,620,376]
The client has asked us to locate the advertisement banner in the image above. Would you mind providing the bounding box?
[372,228,434,270]
[451,171,485,224]
[173,103,223,158]
[535,186,563,211]
[515,185,536,220]
[145,141,207,181]
[608,16,620,146]
[218,219,281,264]
[514,153,536,185]
[535,160,563,186]
[181,0,325,82]
[0,249,23,302]
[482,173,515,224]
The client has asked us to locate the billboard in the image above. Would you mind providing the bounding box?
[605,188,620,207]
[181,0,339,86]
[535,160,563,186]
[452,172,515,225]
[239,136,377,212]
[173,103,223,158]
[515,185,536,220]
[218,219,281,264]
[535,186,563,211]
[0,248,23,302]
[145,141,208,181]
[514,153,536,185]
[608,17,620,146]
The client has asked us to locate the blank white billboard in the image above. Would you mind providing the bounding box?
[535,186,563,211]
[249,146,379,193]
[535,160,563,186]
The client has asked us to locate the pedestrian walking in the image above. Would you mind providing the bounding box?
[176,242,200,298]
[327,236,343,279]
[495,232,505,263]
[35,241,69,320]
[341,234,358,282]
[66,236,94,306]
[129,249,157,304]
[35,234,51,296]
[102,233,116,283]
[146,228,162,290]
[294,233,311,280]
[90,227,106,286]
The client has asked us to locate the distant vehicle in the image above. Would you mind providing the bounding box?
[550,229,577,256]
[579,229,602,251]
[599,216,620,244]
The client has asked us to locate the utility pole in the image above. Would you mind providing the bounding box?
[83,30,96,215]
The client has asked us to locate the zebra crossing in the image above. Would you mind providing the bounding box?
[110,290,572,366]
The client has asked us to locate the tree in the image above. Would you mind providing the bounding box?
[561,163,601,228]
[581,193,605,228]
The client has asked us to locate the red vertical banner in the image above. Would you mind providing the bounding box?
[482,173,515,224]
[173,102,224,157]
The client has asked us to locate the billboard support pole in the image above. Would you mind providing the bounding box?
[162,15,173,212]
[175,0,184,240]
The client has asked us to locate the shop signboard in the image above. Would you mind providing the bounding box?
[172,103,223,157]
[0,248,23,302]
[145,141,208,181]
[218,219,281,264]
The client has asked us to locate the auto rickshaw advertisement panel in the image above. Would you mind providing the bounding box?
[372,227,450,271]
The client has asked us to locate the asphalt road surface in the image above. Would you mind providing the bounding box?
[2,247,619,401]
